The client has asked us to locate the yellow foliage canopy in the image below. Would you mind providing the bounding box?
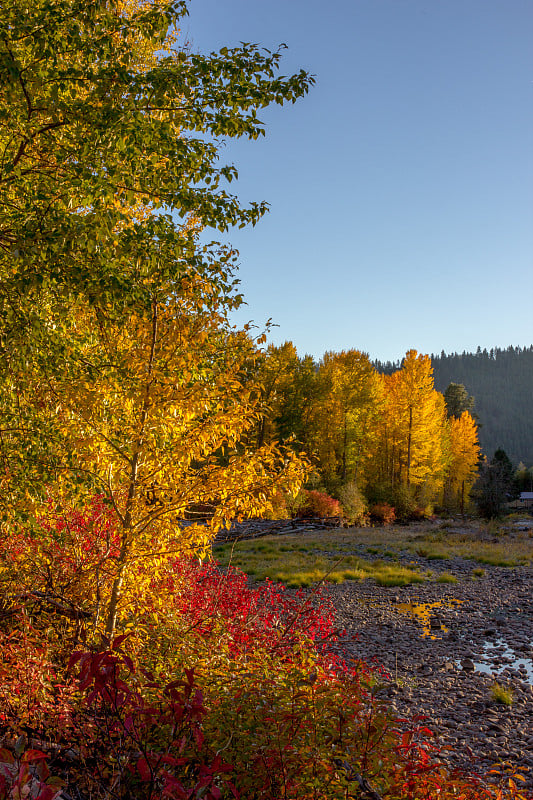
[23,277,307,635]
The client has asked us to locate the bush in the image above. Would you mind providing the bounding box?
[410,505,432,521]
[297,489,342,519]
[369,503,396,525]
[64,560,495,800]
[0,500,515,800]
[338,482,368,525]
[366,485,432,523]
[265,489,309,520]
[390,486,416,522]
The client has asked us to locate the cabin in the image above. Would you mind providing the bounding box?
[519,492,533,509]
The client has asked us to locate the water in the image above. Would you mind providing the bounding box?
[394,602,533,685]
[360,598,533,685]
[393,599,462,639]
[473,638,533,686]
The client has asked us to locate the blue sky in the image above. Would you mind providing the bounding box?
[184,0,533,363]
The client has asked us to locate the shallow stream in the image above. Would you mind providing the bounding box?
[369,598,533,686]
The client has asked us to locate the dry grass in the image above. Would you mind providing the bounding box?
[403,519,533,566]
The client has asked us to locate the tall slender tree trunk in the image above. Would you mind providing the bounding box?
[406,407,413,487]
[256,415,266,449]
[105,301,158,638]
[105,525,132,638]
[342,413,347,482]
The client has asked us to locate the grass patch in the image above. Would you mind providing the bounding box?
[416,547,446,560]
[402,523,533,566]
[374,568,426,587]
[212,518,533,589]
[215,534,427,587]
[436,572,458,584]
[490,682,513,706]
[471,568,485,578]
[474,556,518,567]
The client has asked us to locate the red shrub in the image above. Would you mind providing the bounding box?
[1,500,522,800]
[297,490,342,519]
[0,612,77,737]
[369,503,396,525]
[143,558,341,658]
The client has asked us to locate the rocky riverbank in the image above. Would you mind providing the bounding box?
[325,560,533,789]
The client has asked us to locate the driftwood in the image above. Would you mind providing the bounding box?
[213,516,342,545]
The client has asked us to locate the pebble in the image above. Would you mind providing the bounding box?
[323,554,533,789]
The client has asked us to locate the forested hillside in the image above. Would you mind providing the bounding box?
[430,346,533,467]
[375,346,533,466]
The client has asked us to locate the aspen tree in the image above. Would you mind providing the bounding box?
[310,351,381,490]
[446,411,480,512]
[365,352,448,504]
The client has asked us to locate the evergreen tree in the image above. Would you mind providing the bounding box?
[491,448,517,499]
[472,449,516,518]
[515,462,533,493]
[444,383,475,419]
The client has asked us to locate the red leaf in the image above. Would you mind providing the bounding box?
[67,651,84,672]
[21,750,48,763]
[122,654,134,673]
[160,755,189,767]
[111,634,131,651]
[227,782,240,799]
[136,756,152,782]
[0,748,14,764]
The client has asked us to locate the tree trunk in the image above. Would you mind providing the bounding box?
[342,414,347,482]
[406,407,413,487]
[105,531,130,638]
[104,301,158,638]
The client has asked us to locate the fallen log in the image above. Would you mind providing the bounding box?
[213,516,342,544]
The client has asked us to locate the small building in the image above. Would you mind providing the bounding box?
[519,492,533,508]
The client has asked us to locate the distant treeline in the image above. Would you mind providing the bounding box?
[375,345,533,467]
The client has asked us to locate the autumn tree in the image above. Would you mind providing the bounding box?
[310,351,382,490]
[26,278,304,635]
[0,0,313,632]
[366,351,448,508]
[0,0,312,494]
[254,342,314,450]
[364,370,405,494]
[444,411,480,512]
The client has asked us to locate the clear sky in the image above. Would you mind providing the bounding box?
[184,0,533,363]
